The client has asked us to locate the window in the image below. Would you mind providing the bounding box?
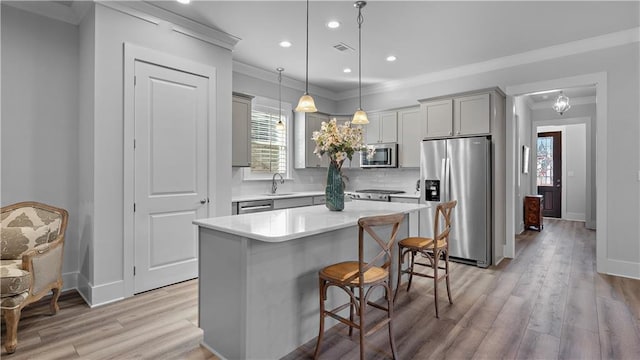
[536,136,553,186]
[244,96,291,180]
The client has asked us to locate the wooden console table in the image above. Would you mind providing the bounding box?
[524,195,543,231]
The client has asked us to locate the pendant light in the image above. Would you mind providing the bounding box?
[276,67,285,131]
[552,91,571,115]
[352,1,369,125]
[295,0,318,112]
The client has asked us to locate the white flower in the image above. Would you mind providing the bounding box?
[311,118,366,164]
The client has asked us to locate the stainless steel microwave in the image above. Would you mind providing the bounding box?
[360,143,398,168]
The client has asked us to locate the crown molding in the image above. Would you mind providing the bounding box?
[4,0,240,51]
[4,0,81,24]
[233,61,337,101]
[530,96,596,111]
[100,1,240,50]
[337,26,640,100]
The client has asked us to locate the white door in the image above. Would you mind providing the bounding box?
[134,60,208,294]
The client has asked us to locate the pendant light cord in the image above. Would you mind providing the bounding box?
[278,69,282,120]
[305,0,310,94]
[357,4,364,110]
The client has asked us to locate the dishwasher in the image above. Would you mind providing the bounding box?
[237,199,274,214]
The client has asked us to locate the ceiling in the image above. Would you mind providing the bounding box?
[147,1,640,94]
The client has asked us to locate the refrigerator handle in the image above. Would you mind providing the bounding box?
[440,158,447,201]
[445,157,451,201]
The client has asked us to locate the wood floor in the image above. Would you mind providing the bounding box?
[2,219,639,359]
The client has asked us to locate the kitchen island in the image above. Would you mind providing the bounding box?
[194,201,426,360]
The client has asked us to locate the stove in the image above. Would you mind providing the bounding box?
[347,189,406,202]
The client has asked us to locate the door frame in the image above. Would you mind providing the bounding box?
[123,43,217,298]
[533,118,593,226]
[505,72,607,274]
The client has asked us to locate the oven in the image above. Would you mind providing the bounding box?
[346,189,406,202]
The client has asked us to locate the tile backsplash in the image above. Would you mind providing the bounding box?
[232,167,420,197]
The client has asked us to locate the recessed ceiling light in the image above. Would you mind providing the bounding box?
[386,55,397,62]
[343,68,352,73]
[176,0,190,4]
[279,41,292,48]
[327,21,341,29]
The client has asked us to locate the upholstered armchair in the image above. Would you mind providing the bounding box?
[1,202,68,353]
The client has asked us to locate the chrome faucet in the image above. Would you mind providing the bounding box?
[271,173,284,194]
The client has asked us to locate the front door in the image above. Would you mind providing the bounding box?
[537,131,561,218]
[134,60,208,293]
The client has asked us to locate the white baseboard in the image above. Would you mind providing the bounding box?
[200,342,228,360]
[75,272,125,307]
[564,212,586,221]
[62,271,78,291]
[601,258,640,280]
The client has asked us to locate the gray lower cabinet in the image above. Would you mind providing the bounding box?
[312,195,326,205]
[232,195,323,214]
[273,197,313,210]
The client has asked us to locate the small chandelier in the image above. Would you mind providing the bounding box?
[352,1,369,125]
[295,0,318,113]
[552,91,571,115]
[276,68,285,131]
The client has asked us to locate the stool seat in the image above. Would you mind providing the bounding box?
[320,261,387,285]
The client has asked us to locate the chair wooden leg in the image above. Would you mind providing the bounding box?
[358,286,365,360]
[50,286,61,314]
[349,286,354,337]
[394,248,403,303]
[406,251,416,292]
[386,284,398,360]
[433,250,440,318]
[445,251,453,304]
[313,278,326,360]
[2,307,21,354]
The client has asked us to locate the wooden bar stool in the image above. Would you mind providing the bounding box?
[394,200,457,318]
[313,213,404,360]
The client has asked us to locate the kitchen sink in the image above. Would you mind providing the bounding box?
[263,193,294,197]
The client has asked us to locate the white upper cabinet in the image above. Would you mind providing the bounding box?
[420,90,492,138]
[397,107,423,168]
[232,93,253,167]
[365,111,398,144]
[294,112,329,169]
[453,93,490,136]
[421,99,453,138]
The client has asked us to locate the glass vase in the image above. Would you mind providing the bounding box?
[325,160,345,211]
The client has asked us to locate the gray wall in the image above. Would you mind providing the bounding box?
[2,3,235,305]
[1,5,80,285]
[514,96,533,233]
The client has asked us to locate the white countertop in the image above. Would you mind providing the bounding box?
[194,201,427,243]
[232,191,324,203]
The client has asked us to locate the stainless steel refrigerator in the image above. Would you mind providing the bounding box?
[419,136,491,268]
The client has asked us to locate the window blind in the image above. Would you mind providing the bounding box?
[250,99,288,174]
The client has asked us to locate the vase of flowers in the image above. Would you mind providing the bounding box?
[312,118,366,211]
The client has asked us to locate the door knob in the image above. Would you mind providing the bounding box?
[200,199,207,204]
